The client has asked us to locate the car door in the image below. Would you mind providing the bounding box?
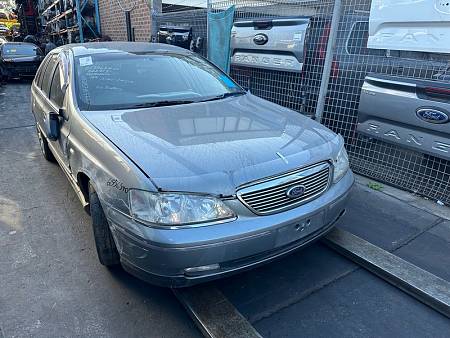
[34,54,71,171]
[46,59,71,171]
[31,54,50,117]
[33,54,57,142]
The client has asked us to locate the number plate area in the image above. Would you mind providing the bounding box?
[275,211,325,247]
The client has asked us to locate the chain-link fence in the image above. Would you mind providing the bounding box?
[154,0,450,205]
[327,0,450,206]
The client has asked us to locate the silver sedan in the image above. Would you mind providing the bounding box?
[31,42,354,287]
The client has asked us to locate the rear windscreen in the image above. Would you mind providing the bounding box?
[2,44,42,57]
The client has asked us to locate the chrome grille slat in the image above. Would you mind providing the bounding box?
[257,188,326,212]
[241,169,328,198]
[241,171,329,201]
[242,174,329,201]
[237,162,331,215]
[250,181,328,209]
[247,177,330,207]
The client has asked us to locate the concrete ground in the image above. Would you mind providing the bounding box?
[1,82,449,337]
[0,82,199,338]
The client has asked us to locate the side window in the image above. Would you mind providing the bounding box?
[346,21,385,56]
[37,56,51,90]
[34,67,41,85]
[49,65,65,107]
[35,57,49,88]
[41,56,58,96]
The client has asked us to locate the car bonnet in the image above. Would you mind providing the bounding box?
[83,94,341,196]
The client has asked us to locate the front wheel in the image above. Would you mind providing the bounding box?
[89,183,120,267]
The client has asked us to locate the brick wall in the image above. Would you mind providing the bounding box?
[98,0,151,41]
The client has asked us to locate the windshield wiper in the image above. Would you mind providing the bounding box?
[200,91,247,103]
[126,100,197,109]
[115,93,246,110]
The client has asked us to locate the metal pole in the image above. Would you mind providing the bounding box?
[150,0,162,42]
[206,0,211,58]
[75,0,84,42]
[125,11,132,41]
[94,0,101,36]
[314,0,342,123]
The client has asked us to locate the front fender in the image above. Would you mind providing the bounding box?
[68,112,156,216]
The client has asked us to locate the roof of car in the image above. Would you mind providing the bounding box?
[54,42,190,57]
[1,42,37,46]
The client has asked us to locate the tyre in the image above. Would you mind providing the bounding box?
[36,124,55,162]
[89,183,120,266]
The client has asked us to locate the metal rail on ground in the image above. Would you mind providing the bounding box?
[323,228,450,319]
[173,285,262,338]
[174,228,450,337]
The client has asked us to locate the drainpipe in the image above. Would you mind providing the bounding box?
[125,11,132,41]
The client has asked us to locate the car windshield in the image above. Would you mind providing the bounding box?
[2,44,40,57]
[74,51,245,111]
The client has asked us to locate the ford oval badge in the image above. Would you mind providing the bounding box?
[416,108,449,124]
[286,185,306,199]
[253,33,268,45]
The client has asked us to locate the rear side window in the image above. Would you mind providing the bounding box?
[41,55,58,96]
[35,57,50,88]
[346,21,385,56]
[49,65,65,107]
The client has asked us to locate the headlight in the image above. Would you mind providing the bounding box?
[333,145,349,183]
[129,190,235,226]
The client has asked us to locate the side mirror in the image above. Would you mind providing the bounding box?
[47,112,60,141]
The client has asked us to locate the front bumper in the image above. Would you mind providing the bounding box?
[106,170,354,287]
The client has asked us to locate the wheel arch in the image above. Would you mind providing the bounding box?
[77,171,93,214]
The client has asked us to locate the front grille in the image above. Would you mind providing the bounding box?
[15,67,34,73]
[8,62,37,75]
[238,162,331,215]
